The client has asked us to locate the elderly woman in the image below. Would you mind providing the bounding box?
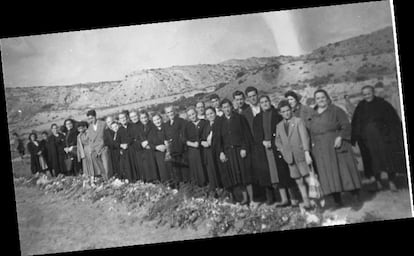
[137,111,160,183]
[218,99,254,205]
[351,85,405,191]
[308,89,362,209]
[184,107,208,187]
[201,106,224,195]
[148,113,171,184]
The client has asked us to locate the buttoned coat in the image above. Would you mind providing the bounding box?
[275,116,310,165]
[87,120,108,154]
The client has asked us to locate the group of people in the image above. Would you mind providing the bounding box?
[24,85,406,210]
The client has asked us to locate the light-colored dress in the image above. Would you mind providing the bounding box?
[77,132,95,177]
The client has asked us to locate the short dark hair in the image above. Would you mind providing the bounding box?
[110,121,119,126]
[152,112,163,120]
[284,90,300,102]
[209,94,220,101]
[278,100,291,110]
[41,131,49,136]
[245,86,258,96]
[28,132,37,141]
[86,109,97,117]
[51,123,58,129]
[220,98,233,108]
[205,106,216,114]
[77,121,88,128]
[232,90,245,99]
[139,110,150,118]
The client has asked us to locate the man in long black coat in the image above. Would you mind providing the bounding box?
[351,86,406,191]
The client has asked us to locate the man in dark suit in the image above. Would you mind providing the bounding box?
[86,109,110,181]
[244,87,261,129]
[164,105,189,187]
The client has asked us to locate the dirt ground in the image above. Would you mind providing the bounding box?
[12,158,413,255]
[15,185,211,255]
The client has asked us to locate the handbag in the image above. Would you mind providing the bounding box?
[164,140,172,162]
[64,153,73,171]
[308,165,323,199]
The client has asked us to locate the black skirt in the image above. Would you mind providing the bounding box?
[224,146,253,187]
[188,147,207,186]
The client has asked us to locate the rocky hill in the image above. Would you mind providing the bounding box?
[5,26,400,141]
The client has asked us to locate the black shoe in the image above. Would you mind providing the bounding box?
[350,195,364,211]
[275,201,291,208]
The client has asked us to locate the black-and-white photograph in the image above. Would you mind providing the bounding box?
[1,0,412,255]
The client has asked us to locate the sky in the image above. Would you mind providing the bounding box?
[1,1,393,88]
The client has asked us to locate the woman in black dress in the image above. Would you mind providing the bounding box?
[149,113,172,184]
[218,99,254,205]
[201,107,224,194]
[109,121,121,178]
[184,107,208,187]
[39,131,50,173]
[47,123,67,177]
[116,112,134,181]
[138,111,159,183]
[62,119,80,176]
[27,133,42,175]
[127,111,143,182]
[351,85,405,191]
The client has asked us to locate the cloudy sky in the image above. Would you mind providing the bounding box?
[1,1,393,88]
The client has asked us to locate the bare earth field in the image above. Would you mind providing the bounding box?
[12,158,413,255]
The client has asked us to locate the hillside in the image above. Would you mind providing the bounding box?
[5,26,400,142]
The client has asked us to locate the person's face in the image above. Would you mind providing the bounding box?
[280,106,292,120]
[30,134,36,141]
[247,91,258,105]
[111,123,119,133]
[129,112,139,123]
[206,108,216,123]
[211,98,220,109]
[196,102,205,116]
[315,92,329,108]
[362,88,375,102]
[165,107,175,120]
[77,126,85,133]
[287,96,298,108]
[222,103,232,117]
[42,134,48,140]
[51,125,58,134]
[65,120,73,130]
[187,109,198,122]
[153,115,162,127]
[105,117,113,128]
[87,115,96,125]
[119,114,127,126]
[259,97,271,111]
[140,113,149,125]
[234,95,245,108]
